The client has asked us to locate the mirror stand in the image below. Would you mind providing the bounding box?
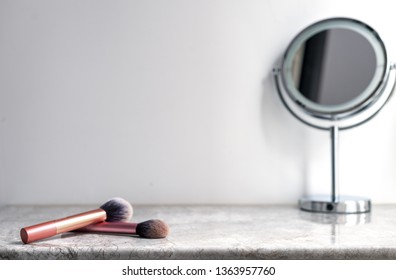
[299,126,371,214]
[273,18,396,215]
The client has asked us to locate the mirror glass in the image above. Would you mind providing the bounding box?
[281,18,388,118]
[291,28,377,106]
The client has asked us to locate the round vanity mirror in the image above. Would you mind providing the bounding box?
[274,18,396,213]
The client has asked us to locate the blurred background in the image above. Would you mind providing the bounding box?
[1,0,396,206]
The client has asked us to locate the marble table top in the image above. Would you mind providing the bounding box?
[1,204,396,259]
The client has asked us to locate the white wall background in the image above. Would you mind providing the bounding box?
[1,0,396,206]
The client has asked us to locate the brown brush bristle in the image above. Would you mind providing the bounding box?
[136,219,169,238]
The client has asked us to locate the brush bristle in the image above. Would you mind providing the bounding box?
[136,219,169,238]
[100,197,133,222]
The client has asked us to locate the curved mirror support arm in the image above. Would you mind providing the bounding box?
[274,65,396,130]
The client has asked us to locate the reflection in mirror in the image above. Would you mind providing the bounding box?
[291,28,377,106]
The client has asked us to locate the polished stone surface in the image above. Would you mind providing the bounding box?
[1,204,396,259]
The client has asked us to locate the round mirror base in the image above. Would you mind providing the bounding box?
[299,195,371,214]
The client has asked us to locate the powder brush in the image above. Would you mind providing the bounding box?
[20,197,133,244]
[76,219,169,238]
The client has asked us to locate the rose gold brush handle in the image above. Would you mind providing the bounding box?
[20,208,106,244]
[75,222,137,234]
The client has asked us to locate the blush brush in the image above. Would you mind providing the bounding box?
[75,219,169,238]
[20,197,133,244]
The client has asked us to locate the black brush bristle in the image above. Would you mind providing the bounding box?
[100,197,133,222]
[136,219,169,238]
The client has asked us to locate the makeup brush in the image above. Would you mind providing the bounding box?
[75,219,169,238]
[20,197,133,244]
